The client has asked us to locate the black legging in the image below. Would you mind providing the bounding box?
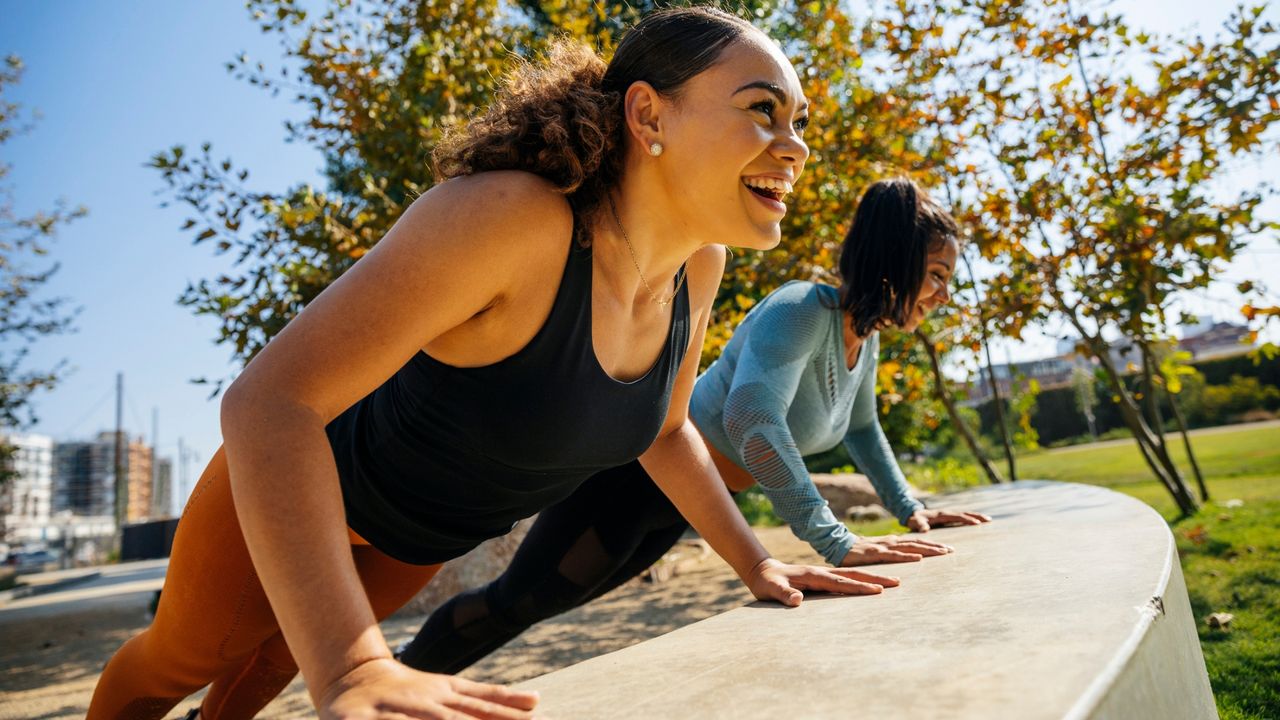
[397,460,719,673]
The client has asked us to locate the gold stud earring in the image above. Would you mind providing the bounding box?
[648,142,663,157]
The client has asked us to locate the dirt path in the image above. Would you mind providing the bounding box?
[0,528,821,719]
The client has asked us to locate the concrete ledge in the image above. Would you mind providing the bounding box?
[515,481,1216,719]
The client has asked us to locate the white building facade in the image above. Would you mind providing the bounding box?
[1,432,55,543]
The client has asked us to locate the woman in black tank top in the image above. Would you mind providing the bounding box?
[90,8,900,720]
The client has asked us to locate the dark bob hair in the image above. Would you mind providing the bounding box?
[433,7,759,245]
[837,178,959,337]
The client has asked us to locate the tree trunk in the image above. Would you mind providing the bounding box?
[1049,292,1199,516]
[917,330,1004,484]
[980,331,1018,482]
[1090,340,1199,516]
[1139,343,1167,449]
[1168,391,1208,502]
[1053,35,1197,516]
[961,252,1017,482]
[1115,391,1195,512]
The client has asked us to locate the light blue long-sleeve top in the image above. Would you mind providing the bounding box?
[690,280,923,565]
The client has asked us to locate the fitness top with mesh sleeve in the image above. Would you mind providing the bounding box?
[326,239,691,565]
[690,280,922,565]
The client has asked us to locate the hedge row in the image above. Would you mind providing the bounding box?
[972,350,1278,446]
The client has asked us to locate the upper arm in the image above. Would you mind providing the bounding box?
[722,284,826,427]
[221,171,574,426]
[654,243,728,437]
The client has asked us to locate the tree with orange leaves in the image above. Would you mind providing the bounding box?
[923,0,1280,515]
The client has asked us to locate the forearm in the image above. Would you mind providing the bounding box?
[640,420,770,581]
[222,398,389,704]
[727,409,856,564]
[752,480,857,565]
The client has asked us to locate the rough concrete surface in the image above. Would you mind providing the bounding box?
[516,481,1216,720]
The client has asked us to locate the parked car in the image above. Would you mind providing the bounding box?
[5,549,60,573]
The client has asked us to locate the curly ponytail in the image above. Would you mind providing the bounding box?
[432,41,619,214]
[432,7,758,244]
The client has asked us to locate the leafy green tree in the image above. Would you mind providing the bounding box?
[152,0,528,389]
[153,0,978,459]
[153,0,777,392]
[0,56,84,439]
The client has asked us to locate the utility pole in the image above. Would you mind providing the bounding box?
[151,407,162,518]
[113,372,126,537]
[175,437,186,517]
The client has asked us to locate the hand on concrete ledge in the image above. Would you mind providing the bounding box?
[318,657,540,720]
[745,557,900,607]
[906,508,992,533]
[840,535,954,566]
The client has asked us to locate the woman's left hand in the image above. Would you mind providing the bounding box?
[745,557,900,607]
[906,508,992,533]
[841,534,953,566]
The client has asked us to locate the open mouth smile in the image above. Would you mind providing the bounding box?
[742,176,793,213]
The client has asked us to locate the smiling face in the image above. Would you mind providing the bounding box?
[898,235,959,332]
[647,35,810,249]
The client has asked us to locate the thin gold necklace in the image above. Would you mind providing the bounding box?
[607,194,687,308]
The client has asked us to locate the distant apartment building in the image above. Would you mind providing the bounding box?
[968,355,1087,404]
[53,431,155,523]
[54,440,110,517]
[0,432,54,543]
[966,316,1256,405]
[1179,316,1252,360]
[122,433,153,522]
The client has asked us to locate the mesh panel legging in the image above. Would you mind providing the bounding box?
[398,460,726,674]
[86,447,442,720]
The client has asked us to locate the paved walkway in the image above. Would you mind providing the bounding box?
[0,560,168,622]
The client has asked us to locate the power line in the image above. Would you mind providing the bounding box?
[125,391,148,442]
[55,385,114,439]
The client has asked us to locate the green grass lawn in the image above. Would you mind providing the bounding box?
[847,422,1280,719]
[1015,423,1280,517]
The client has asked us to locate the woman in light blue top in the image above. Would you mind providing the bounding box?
[399,177,991,673]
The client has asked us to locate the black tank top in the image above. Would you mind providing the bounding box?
[326,240,691,564]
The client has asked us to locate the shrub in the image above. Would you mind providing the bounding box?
[734,487,783,527]
[904,457,985,494]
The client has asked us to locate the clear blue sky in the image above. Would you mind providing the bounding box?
[3,1,1277,502]
[3,2,325,495]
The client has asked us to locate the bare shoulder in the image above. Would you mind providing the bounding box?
[334,170,576,314]
[415,171,573,248]
[684,244,729,309]
[688,243,729,273]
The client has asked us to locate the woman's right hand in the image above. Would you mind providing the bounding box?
[319,658,541,720]
[840,535,953,567]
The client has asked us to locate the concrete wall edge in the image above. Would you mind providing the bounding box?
[1062,517,1176,720]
